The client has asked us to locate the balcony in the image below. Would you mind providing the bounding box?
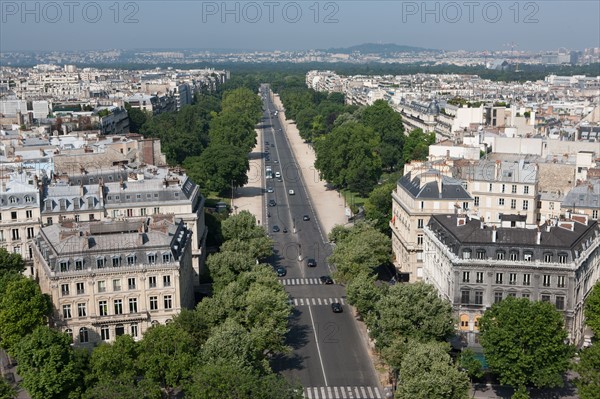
[90,311,150,326]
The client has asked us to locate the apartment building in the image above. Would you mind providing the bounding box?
[390,165,472,281]
[423,213,600,346]
[32,215,195,346]
[562,180,600,221]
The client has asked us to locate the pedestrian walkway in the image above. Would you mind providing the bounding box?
[280,277,334,286]
[303,386,382,399]
[289,298,345,306]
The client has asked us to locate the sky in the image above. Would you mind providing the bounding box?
[1,1,599,52]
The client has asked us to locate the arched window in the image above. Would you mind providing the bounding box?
[79,327,88,343]
[459,314,470,331]
[65,328,73,342]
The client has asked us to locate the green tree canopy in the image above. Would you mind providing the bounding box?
[574,343,600,399]
[208,112,257,153]
[0,377,16,399]
[346,270,383,320]
[402,128,435,163]
[220,236,273,261]
[0,276,52,354]
[584,282,600,335]
[0,248,24,277]
[363,182,396,233]
[221,210,265,241]
[479,297,573,396]
[205,251,257,293]
[14,326,82,399]
[359,100,405,171]
[87,334,140,386]
[395,341,470,399]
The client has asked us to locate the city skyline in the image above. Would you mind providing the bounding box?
[1,1,599,52]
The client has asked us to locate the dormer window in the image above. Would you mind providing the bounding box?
[462,249,472,259]
[24,195,33,203]
[9,196,18,204]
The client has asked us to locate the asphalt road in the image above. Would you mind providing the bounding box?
[259,85,382,399]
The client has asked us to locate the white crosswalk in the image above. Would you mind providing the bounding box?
[289,298,345,306]
[303,386,382,399]
[280,278,333,285]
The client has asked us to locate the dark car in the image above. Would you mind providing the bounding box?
[320,275,333,284]
[307,258,316,267]
[303,215,310,221]
[282,227,288,233]
[271,143,275,147]
[276,267,286,277]
[269,199,276,207]
[331,302,343,313]
[272,225,280,233]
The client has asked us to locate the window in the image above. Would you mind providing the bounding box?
[523,274,531,286]
[27,227,34,239]
[130,323,138,338]
[511,185,517,194]
[556,296,565,310]
[476,249,486,260]
[101,326,110,341]
[78,303,86,317]
[153,207,160,214]
[65,328,73,342]
[462,250,472,259]
[63,305,72,319]
[129,298,138,313]
[128,278,136,290]
[126,209,133,217]
[488,183,493,192]
[61,283,70,296]
[522,200,529,211]
[501,184,505,193]
[79,328,88,343]
[76,282,85,295]
[510,251,519,261]
[150,296,158,310]
[12,229,20,240]
[543,275,551,287]
[498,198,505,206]
[99,301,108,316]
[524,186,529,194]
[541,295,551,302]
[558,253,568,264]
[112,256,121,267]
[97,258,105,268]
[162,253,171,263]
[127,255,135,265]
[507,292,517,298]
[476,272,484,284]
[75,260,83,270]
[509,273,517,285]
[474,291,483,305]
[593,210,598,220]
[557,276,565,288]
[59,261,69,272]
[522,293,530,299]
[544,253,553,263]
[496,250,505,260]
[474,196,480,206]
[163,275,171,287]
[140,208,147,216]
[419,201,424,210]
[113,279,121,291]
[417,234,424,245]
[462,271,470,283]
[116,324,125,337]
[510,199,516,209]
[47,217,53,225]
[461,290,470,304]
[98,280,106,293]
[149,276,157,288]
[148,254,156,264]
[114,299,123,315]
[164,295,173,310]
[494,292,503,303]
[11,211,17,220]
[495,273,503,284]
[417,219,424,228]
[523,252,532,262]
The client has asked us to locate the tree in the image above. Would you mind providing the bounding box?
[479,297,573,397]
[395,341,470,399]
[346,271,383,320]
[125,103,147,133]
[0,276,52,354]
[84,379,161,399]
[0,248,24,277]
[87,335,140,387]
[220,236,273,261]
[359,100,405,171]
[184,143,249,195]
[205,251,256,292]
[137,324,196,398]
[221,210,265,241]
[220,88,262,122]
[201,319,260,369]
[185,361,302,399]
[371,282,454,349]
[0,377,16,399]
[584,282,600,335]
[402,128,435,163]
[458,349,485,381]
[14,326,82,399]
[574,343,600,399]
[364,182,396,233]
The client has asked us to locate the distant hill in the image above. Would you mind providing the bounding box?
[321,43,440,54]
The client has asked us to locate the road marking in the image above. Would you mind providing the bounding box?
[360,387,367,397]
[347,386,354,399]
[354,387,360,398]
[321,387,327,398]
[317,298,322,305]
[367,387,374,398]
[327,387,333,398]
[374,387,381,399]
[307,305,328,386]
[333,386,340,399]
[306,388,312,399]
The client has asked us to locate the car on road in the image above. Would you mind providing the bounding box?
[271,143,275,147]
[283,227,288,233]
[266,187,274,193]
[307,258,316,267]
[274,160,279,164]
[288,189,295,195]
[331,302,343,313]
[320,276,333,284]
[276,267,286,277]
[302,214,310,221]
[269,199,276,207]
[272,225,280,233]
[275,172,281,178]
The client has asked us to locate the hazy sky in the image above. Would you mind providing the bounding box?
[1,1,599,52]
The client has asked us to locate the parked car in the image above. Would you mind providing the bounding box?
[276,267,286,277]
[331,302,343,313]
[269,199,276,207]
[267,187,274,193]
[288,189,295,195]
[272,225,280,233]
[303,215,310,221]
[320,275,333,284]
[307,258,316,267]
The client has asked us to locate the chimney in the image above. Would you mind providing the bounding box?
[536,227,541,245]
[492,225,497,243]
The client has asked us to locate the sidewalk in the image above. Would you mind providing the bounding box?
[233,127,265,225]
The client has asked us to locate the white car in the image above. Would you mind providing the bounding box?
[274,172,281,178]
[288,189,295,195]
